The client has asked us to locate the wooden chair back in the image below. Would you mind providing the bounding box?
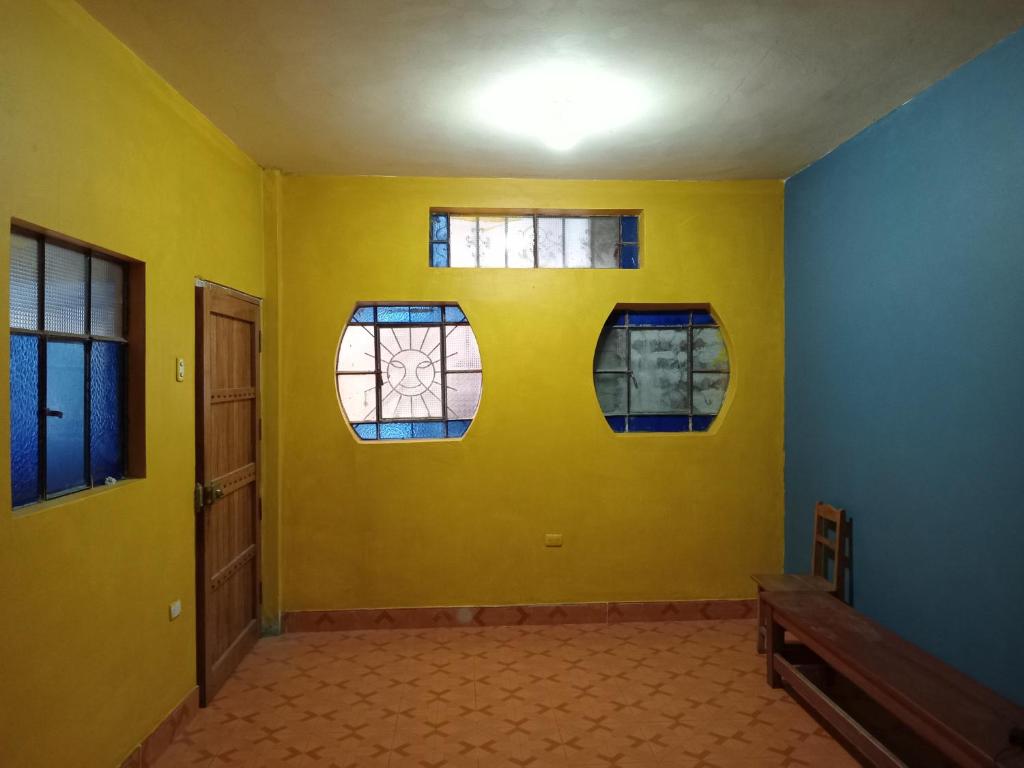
[811,502,847,598]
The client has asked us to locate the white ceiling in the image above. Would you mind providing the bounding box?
[79,0,1024,180]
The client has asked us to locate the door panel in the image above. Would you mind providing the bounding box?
[196,283,261,705]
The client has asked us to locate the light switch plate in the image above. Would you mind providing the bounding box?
[169,599,182,620]
[544,533,563,548]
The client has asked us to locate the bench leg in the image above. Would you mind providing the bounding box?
[756,587,766,654]
[764,604,783,688]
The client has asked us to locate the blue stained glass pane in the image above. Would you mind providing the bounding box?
[620,245,639,269]
[45,340,86,494]
[410,306,442,323]
[412,422,445,439]
[691,415,714,432]
[10,335,39,506]
[446,419,471,438]
[620,216,639,243]
[431,243,450,268]
[352,306,375,323]
[628,311,690,326]
[353,423,378,440]
[90,342,124,484]
[379,422,413,440]
[628,415,690,432]
[431,213,449,242]
[443,306,466,323]
[605,415,626,433]
[377,306,411,323]
[611,311,627,326]
[692,311,715,326]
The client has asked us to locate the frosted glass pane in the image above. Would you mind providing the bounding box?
[445,325,482,370]
[478,217,506,267]
[10,232,39,330]
[630,329,688,413]
[450,216,478,267]
[591,217,619,268]
[594,327,627,371]
[507,217,535,268]
[594,373,627,415]
[90,341,124,483]
[564,218,591,268]
[45,340,86,494]
[693,372,728,415]
[44,241,87,335]
[10,334,39,506]
[90,258,125,338]
[337,373,377,422]
[537,218,564,268]
[692,327,729,371]
[380,326,443,419]
[446,372,482,419]
[337,324,376,372]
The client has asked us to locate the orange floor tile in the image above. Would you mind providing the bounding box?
[154,620,857,767]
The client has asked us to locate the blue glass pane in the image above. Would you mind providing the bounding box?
[443,306,466,323]
[379,422,413,440]
[10,335,39,506]
[377,306,411,323]
[431,243,450,268]
[628,415,690,432]
[45,340,86,494]
[410,306,442,323]
[90,342,123,484]
[431,213,449,242]
[628,311,690,326]
[691,415,714,432]
[692,311,715,326]
[620,216,639,243]
[352,306,375,323]
[446,419,471,438]
[605,415,626,433]
[620,245,639,269]
[412,422,445,439]
[610,311,627,326]
[353,423,378,440]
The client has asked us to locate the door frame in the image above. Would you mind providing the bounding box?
[194,279,263,705]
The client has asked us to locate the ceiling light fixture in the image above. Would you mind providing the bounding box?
[476,61,649,152]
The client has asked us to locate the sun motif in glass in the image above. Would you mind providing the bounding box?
[335,304,482,440]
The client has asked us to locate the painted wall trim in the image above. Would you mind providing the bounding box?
[117,686,199,768]
[282,599,757,632]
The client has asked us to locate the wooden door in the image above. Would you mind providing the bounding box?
[195,282,261,705]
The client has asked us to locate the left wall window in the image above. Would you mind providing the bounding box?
[9,227,140,508]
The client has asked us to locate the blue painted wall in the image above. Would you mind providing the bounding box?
[784,28,1024,705]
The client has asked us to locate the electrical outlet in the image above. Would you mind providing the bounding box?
[544,533,563,548]
[176,357,186,382]
[169,599,182,620]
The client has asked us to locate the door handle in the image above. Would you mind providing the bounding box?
[43,408,64,418]
[203,483,225,505]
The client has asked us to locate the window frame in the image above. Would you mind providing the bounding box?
[429,208,640,269]
[9,222,146,509]
[594,308,729,434]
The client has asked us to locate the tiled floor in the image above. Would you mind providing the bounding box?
[155,620,858,767]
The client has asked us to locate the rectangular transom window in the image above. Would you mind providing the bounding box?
[9,225,145,508]
[430,211,640,269]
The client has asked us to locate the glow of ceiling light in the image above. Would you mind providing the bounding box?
[476,61,649,151]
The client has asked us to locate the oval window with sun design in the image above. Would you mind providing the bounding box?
[336,304,482,440]
[593,307,730,433]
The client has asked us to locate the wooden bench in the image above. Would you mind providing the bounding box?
[761,590,1024,767]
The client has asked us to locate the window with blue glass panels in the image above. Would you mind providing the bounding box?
[593,308,730,433]
[336,304,482,440]
[430,212,639,269]
[9,228,130,507]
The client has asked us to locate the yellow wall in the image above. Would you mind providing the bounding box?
[280,176,784,611]
[0,2,270,766]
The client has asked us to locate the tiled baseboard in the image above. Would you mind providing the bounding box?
[282,598,756,633]
[118,686,198,768]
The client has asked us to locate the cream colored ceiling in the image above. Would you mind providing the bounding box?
[79,1,1024,179]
